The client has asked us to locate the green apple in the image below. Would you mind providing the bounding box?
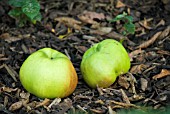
[19,48,78,99]
[80,39,130,88]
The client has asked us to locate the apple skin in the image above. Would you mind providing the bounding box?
[80,39,130,88]
[19,48,78,99]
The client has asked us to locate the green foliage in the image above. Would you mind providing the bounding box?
[8,0,41,27]
[109,12,135,35]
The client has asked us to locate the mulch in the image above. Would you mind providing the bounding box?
[1,0,170,114]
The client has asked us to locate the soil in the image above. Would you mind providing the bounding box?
[1,0,170,114]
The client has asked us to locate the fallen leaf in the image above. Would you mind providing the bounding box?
[127,73,137,94]
[48,98,61,109]
[109,100,140,108]
[157,50,170,56]
[57,98,73,113]
[9,101,23,111]
[20,91,30,100]
[95,99,105,105]
[81,11,105,20]
[4,64,18,82]
[120,89,130,104]
[90,30,126,40]
[152,69,170,79]
[130,64,149,74]
[97,27,113,34]
[155,19,165,28]
[78,14,100,29]
[0,33,24,43]
[36,98,50,108]
[136,31,162,49]
[139,18,153,30]
[55,17,82,31]
[129,49,144,61]
[116,0,126,8]
[129,94,144,101]
[1,87,18,93]
[159,25,170,40]
[118,75,130,89]
[90,108,105,113]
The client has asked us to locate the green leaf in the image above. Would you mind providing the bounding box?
[124,15,133,22]
[124,22,135,34]
[33,12,42,22]
[8,0,27,7]
[22,0,40,20]
[109,12,127,22]
[8,8,23,17]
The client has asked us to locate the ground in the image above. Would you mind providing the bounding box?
[1,0,170,114]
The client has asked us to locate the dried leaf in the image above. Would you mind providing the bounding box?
[120,89,130,104]
[98,27,113,34]
[159,25,170,40]
[129,94,144,101]
[130,64,149,74]
[118,75,130,89]
[4,64,18,82]
[0,33,23,43]
[116,0,126,8]
[55,17,82,30]
[36,98,50,108]
[81,11,105,20]
[152,69,170,79]
[90,30,126,40]
[157,50,170,56]
[95,100,105,105]
[97,86,104,95]
[128,73,137,94]
[9,101,23,111]
[78,14,100,29]
[140,78,148,91]
[1,87,18,93]
[48,98,61,109]
[139,18,153,30]
[90,108,105,113]
[20,91,30,100]
[109,100,140,108]
[129,49,144,61]
[155,19,165,28]
[136,31,162,49]
[57,98,73,113]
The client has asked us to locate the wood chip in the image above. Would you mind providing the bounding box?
[140,78,148,91]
